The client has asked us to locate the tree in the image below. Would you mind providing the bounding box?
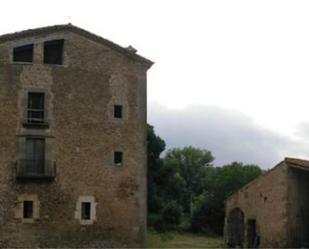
[164,146,214,217]
[146,128,263,234]
[147,124,166,213]
[191,162,262,234]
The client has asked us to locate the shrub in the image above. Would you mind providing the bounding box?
[161,200,184,229]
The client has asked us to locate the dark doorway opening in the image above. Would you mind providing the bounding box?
[247,219,259,248]
[289,168,309,247]
[227,208,244,248]
[25,138,45,175]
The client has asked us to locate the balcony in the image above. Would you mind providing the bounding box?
[22,118,49,129]
[16,159,56,181]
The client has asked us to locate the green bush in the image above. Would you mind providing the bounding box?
[161,201,184,229]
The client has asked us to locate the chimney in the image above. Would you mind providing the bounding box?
[126,45,137,54]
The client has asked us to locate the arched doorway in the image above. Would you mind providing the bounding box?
[227,208,244,248]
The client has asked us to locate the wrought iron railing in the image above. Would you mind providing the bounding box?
[16,159,56,179]
[22,109,49,128]
[27,108,44,124]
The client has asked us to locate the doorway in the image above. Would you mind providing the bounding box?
[227,208,244,248]
[247,219,259,248]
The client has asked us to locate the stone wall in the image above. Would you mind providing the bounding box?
[224,161,289,248]
[0,29,148,247]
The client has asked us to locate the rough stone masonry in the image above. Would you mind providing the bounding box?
[0,24,153,247]
[225,157,309,248]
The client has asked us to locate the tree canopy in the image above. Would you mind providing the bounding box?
[147,124,263,234]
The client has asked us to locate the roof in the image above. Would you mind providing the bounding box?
[285,157,309,171]
[0,24,153,68]
[225,157,309,202]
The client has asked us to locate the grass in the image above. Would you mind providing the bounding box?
[147,230,225,248]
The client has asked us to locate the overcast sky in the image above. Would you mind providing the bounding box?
[2,0,309,168]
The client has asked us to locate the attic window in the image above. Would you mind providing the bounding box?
[44,39,64,65]
[13,44,33,63]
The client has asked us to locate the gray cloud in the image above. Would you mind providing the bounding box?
[148,104,309,169]
[294,122,309,140]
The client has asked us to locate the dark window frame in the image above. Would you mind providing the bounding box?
[25,137,45,176]
[114,151,123,165]
[23,200,34,219]
[43,39,64,65]
[13,44,34,63]
[27,92,45,124]
[114,105,123,119]
[81,202,91,220]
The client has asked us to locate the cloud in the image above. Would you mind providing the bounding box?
[294,122,309,140]
[148,104,309,169]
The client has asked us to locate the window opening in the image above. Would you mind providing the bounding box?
[44,39,64,65]
[114,105,123,118]
[81,202,91,220]
[13,44,33,63]
[23,200,33,219]
[28,92,44,124]
[114,151,123,165]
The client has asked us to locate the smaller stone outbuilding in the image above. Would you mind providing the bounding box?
[225,157,309,248]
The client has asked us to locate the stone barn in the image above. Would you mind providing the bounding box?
[0,24,152,247]
[224,157,309,248]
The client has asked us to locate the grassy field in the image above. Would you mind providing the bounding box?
[147,230,224,248]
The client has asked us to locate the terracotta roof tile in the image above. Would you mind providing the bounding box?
[285,157,309,169]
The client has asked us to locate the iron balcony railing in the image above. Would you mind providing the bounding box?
[16,159,56,179]
[22,109,49,129]
[27,108,44,124]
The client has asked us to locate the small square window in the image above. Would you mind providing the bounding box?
[44,39,64,65]
[23,201,33,219]
[81,202,91,220]
[114,105,123,119]
[114,151,123,165]
[13,44,33,63]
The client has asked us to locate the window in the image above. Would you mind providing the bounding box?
[114,151,123,165]
[17,195,39,222]
[23,201,33,219]
[75,196,96,225]
[114,105,123,118]
[44,39,64,65]
[28,92,44,124]
[13,44,33,63]
[81,202,91,220]
[25,138,45,175]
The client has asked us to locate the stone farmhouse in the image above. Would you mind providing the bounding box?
[0,24,152,247]
[225,157,309,248]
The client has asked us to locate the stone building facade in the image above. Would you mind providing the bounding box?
[0,24,152,247]
[225,157,309,248]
